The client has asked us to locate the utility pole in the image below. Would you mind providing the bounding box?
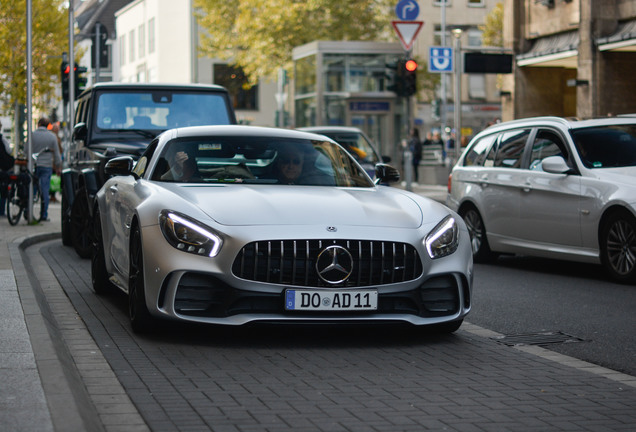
[26,0,35,223]
[69,2,75,131]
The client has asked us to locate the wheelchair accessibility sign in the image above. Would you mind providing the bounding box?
[429,47,453,73]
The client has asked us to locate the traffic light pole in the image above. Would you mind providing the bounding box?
[68,2,75,131]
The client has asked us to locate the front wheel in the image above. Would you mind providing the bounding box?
[460,206,495,262]
[70,187,93,258]
[6,183,22,225]
[129,225,154,333]
[91,209,115,295]
[601,211,636,284]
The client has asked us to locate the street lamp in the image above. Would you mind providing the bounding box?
[452,28,463,163]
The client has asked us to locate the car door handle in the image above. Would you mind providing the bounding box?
[522,182,531,193]
[109,185,118,194]
[479,175,489,187]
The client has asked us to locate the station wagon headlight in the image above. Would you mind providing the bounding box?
[159,210,222,257]
[425,216,459,259]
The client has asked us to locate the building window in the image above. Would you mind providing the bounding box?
[468,29,482,48]
[148,18,155,54]
[138,23,145,58]
[468,75,486,100]
[434,0,451,6]
[120,34,126,65]
[214,64,258,110]
[136,64,146,83]
[129,29,135,63]
[467,0,484,6]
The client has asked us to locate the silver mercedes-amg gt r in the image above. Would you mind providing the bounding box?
[92,125,473,333]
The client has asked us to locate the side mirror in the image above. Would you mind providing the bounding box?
[374,163,400,184]
[104,156,136,178]
[542,156,573,175]
[72,122,87,142]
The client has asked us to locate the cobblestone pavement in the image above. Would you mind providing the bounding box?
[3,197,636,432]
[36,239,636,431]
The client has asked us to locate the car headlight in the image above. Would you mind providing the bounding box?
[159,210,222,257]
[425,216,459,259]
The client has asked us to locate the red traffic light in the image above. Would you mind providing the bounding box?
[405,59,418,72]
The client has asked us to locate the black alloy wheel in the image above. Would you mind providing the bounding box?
[91,208,115,295]
[601,211,636,284]
[460,206,494,262]
[129,224,154,333]
[70,187,93,258]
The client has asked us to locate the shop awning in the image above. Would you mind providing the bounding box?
[597,20,636,52]
[516,31,579,68]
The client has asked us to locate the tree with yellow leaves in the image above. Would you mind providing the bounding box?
[194,0,394,84]
[0,1,68,118]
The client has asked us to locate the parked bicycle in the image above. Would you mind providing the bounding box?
[5,151,45,225]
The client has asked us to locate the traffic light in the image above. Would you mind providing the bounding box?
[74,63,88,97]
[91,27,109,68]
[61,61,70,103]
[385,60,403,95]
[403,59,418,97]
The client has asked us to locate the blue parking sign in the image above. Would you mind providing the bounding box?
[429,47,453,73]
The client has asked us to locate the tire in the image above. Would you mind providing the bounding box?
[25,181,41,223]
[600,211,636,284]
[460,206,495,263]
[6,183,22,226]
[129,224,154,333]
[91,209,114,295]
[61,192,72,245]
[70,187,93,258]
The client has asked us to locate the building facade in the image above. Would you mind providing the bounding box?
[503,0,636,120]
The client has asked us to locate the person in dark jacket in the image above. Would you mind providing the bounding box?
[32,117,62,221]
[408,127,422,183]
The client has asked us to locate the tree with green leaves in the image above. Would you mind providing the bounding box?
[194,0,394,84]
[0,0,68,120]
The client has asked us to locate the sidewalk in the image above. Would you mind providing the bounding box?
[1,201,62,432]
[2,188,636,432]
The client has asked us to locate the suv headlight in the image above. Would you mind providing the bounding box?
[159,210,222,257]
[425,216,459,259]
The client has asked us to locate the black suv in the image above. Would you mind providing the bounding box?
[62,82,237,257]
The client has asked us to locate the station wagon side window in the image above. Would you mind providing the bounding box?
[529,129,569,171]
[463,133,497,167]
[494,129,530,168]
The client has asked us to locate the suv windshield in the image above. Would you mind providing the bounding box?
[571,124,636,168]
[95,91,232,132]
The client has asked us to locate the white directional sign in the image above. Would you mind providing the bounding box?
[392,21,424,51]
[429,46,453,73]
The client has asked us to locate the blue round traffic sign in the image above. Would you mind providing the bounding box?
[395,0,419,21]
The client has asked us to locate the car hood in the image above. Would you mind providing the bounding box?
[593,167,636,187]
[168,185,431,229]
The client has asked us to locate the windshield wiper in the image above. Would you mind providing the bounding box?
[108,128,158,139]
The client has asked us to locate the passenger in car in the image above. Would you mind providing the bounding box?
[161,149,201,182]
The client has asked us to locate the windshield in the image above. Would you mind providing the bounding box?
[571,124,636,168]
[95,91,232,132]
[150,136,374,187]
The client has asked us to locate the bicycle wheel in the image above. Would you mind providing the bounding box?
[6,182,22,225]
[25,181,42,223]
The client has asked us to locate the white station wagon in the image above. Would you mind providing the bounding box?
[447,116,636,284]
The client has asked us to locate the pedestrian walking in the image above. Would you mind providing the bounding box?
[31,117,62,221]
[408,127,422,183]
[0,119,14,216]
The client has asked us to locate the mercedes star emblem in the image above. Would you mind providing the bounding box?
[316,245,353,284]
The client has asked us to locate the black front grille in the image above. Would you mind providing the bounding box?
[232,239,423,288]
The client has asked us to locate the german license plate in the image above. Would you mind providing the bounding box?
[285,289,378,311]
